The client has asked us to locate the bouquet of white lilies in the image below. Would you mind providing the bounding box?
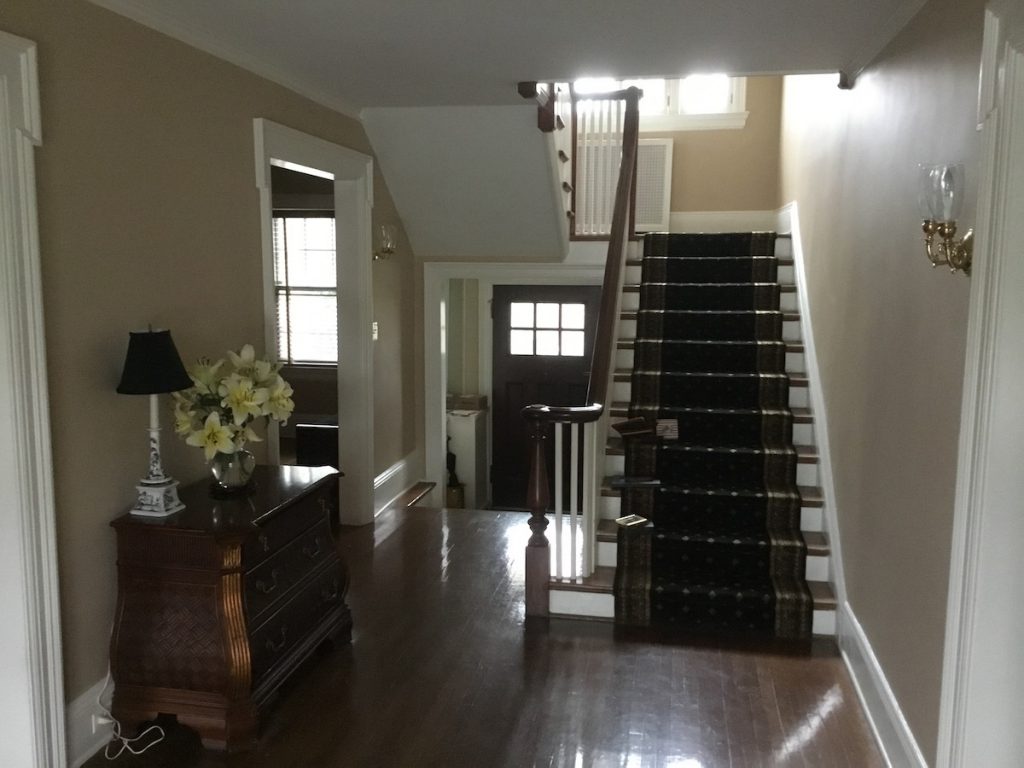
[174,344,295,460]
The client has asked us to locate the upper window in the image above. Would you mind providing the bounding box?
[273,216,337,364]
[574,75,748,132]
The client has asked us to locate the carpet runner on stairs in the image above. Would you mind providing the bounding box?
[613,232,812,640]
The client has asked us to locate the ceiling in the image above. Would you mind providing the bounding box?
[88,0,927,114]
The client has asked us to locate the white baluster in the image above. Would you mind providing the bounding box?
[570,422,580,581]
[554,421,564,580]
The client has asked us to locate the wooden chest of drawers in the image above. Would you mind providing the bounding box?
[109,465,351,751]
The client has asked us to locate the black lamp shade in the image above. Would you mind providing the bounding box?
[116,329,193,395]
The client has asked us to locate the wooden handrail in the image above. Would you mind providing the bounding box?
[522,86,641,426]
[521,87,641,618]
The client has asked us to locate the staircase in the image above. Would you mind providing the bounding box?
[548,232,837,637]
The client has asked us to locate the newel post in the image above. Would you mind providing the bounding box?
[524,413,550,617]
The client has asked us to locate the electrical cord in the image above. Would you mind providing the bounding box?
[94,666,165,760]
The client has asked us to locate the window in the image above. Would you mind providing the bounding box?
[509,302,585,356]
[574,75,748,131]
[273,216,337,363]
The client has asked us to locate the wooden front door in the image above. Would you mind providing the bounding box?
[491,284,601,509]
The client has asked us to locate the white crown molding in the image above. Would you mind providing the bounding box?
[839,0,929,86]
[85,0,361,118]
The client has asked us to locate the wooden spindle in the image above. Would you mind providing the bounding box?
[524,413,551,617]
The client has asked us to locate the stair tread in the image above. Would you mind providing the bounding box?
[619,368,808,383]
[606,437,817,460]
[611,402,805,416]
[600,477,825,507]
[621,310,800,322]
[618,340,805,353]
[618,284,794,292]
[803,530,829,556]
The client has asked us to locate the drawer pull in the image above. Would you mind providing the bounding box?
[255,567,282,595]
[266,626,288,653]
[302,537,323,559]
[258,533,271,553]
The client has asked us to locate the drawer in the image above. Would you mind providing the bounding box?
[243,479,337,567]
[249,563,345,683]
[244,518,334,623]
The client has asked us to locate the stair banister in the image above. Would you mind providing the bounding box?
[522,87,641,618]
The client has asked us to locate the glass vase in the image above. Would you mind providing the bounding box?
[209,449,256,494]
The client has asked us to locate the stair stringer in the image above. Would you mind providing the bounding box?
[777,202,848,613]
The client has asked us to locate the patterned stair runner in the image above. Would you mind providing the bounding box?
[614,232,812,639]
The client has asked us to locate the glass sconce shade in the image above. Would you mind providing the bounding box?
[379,224,396,254]
[917,163,965,221]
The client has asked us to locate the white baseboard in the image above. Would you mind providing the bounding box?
[840,602,927,768]
[374,448,426,514]
[669,210,777,233]
[67,677,113,768]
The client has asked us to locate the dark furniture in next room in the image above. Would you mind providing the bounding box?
[109,465,351,751]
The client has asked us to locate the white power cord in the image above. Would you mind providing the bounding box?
[94,667,165,759]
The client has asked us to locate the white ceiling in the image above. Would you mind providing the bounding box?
[89,0,927,114]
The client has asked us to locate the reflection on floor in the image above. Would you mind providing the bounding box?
[84,507,884,767]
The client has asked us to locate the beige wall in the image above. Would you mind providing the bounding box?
[645,76,782,212]
[446,279,480,396]
[779,0,984,760]
[2,0,416,700]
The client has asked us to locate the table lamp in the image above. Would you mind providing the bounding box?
[116,328,193,516]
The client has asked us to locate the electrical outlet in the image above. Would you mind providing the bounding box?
[372,321,379,341]
[91,714,114,734]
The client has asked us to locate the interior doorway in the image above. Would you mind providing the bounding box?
[490,284,601,509]
[254,119,376,525]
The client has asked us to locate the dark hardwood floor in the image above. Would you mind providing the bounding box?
[86,507,884,767]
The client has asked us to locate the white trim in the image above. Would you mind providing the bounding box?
[254,119,376,525]
[669,209,777,233]
[85,0,360,117]
[423,262,604,496]
[373,448,425,514]
[0,30,66,768]
[67,678,113,768]
[640,110,749,132]
[938,7,1024,765]
[776,202,847,606]
[839,602,927,768]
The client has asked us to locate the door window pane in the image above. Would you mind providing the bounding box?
[510,302,534,328]
[561,303,585,329]
[561,330,585,357]
[510,329,534,355]
[536,303,560,328]
[536,330,560,356]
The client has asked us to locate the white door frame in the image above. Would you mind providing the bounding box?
[254,119,376,525]
[0,30,67,768]
[423,262,603,503]
[938,4,1024,765]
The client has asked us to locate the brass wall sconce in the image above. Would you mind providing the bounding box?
[918,163,973,275]
[373,223,397,261]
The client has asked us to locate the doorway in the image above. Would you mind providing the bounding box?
[254,119,376,525]
[490,284,601,509]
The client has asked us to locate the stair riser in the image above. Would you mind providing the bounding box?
[599,493,825,533]
[631,285,784,312]
[604,452,819,487]
[637,312,784,342]
[616,348,805,375]
[548,590,836,637]
[623,317,801,343]
[612,380,809,409]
